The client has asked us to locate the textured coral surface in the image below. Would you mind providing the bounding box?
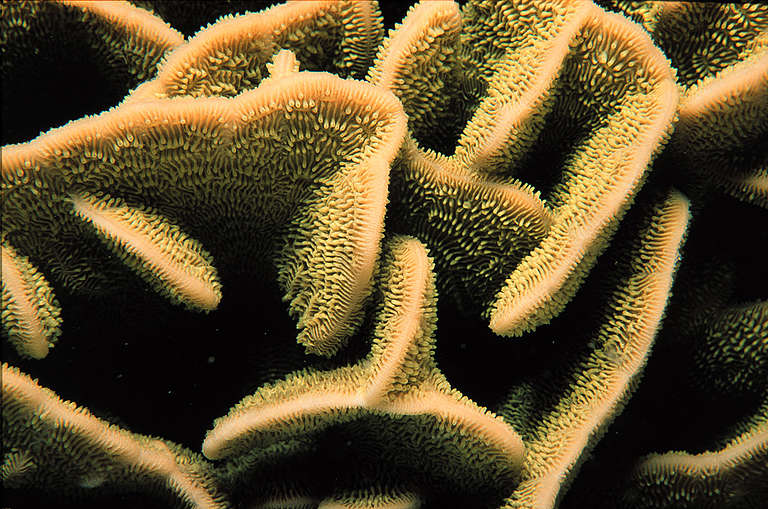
[2,1,766,508]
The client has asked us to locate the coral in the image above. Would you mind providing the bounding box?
[1,1,766,508]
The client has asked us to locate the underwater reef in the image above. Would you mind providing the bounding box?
[2,1,766,508]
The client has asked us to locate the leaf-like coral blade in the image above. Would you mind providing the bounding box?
[71,192,222,311]
[0,244,62,359]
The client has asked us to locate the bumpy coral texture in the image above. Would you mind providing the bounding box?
[1,1,766,509]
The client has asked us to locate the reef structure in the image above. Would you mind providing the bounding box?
[1,1,767,508]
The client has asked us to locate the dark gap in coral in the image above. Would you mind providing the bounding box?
[1,489,173,509]
[2,11,134,145]
[4,271,309,455]
[412,66,487,157]
[133,1,276,38]
[434,295,518,410]
[512,106,591,202]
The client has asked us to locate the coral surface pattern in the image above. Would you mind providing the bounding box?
[1,1,766,509]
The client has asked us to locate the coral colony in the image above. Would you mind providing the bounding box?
[2,1,766,508]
